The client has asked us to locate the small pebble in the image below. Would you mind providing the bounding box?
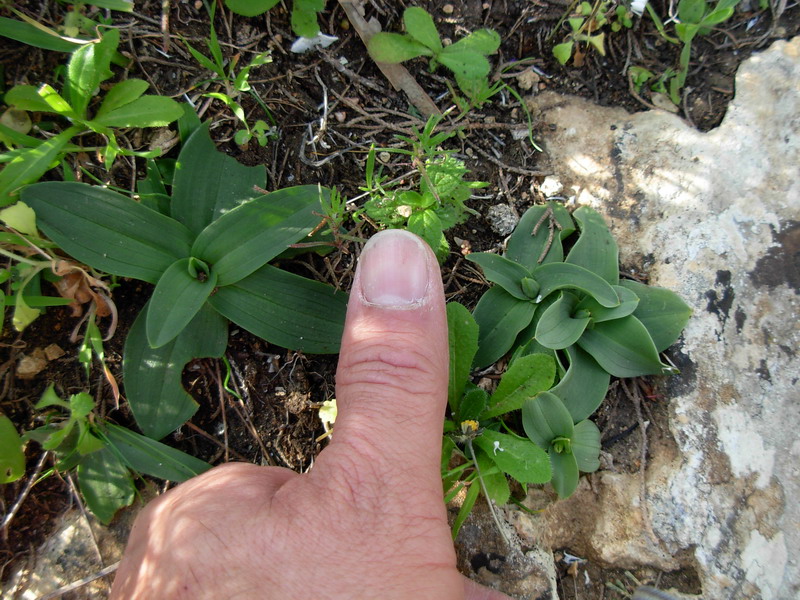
[443,4,455,14]
[334,111,346,123]
[486,204,519,236]
[378,151,391,163]
[540,176,563,197]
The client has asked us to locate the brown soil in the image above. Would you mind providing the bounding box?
[1,0,798,597]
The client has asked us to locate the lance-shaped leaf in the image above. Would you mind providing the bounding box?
[576,285,639,323]
[506,204,574,271]
[475,448,510,505]
[532,262,620,308]
[77,446,135,525]
[466,252,533,300]
[403,6,442,52]
[225,0,279,17]
[209,264,346,354]
[4,84,53,113]
[0,16,85,52]
[578,315,673,377]
[0,127,77,205]
[0,415,25,483]
[446,302,478,414]
[171,125,266,235]
[23,182,193,283]
[522,391,574,449]
[124,302,228,440]
[95,79,148,118]
[192,186,323,286]
[549,448,579,498]
[550,345,610,422]
[146,258,218,348]
[482,353,555,419]
[566,206,619,284]
[458,385,488,422]
[65,28,119,118]
[93,95,183,128]
[448,29,501,55]
[473,287,536,368]
[572,420,601,473]
[619,279,692,351]
[102,423,211,482]
[474,430,551,485]
[535,291,590,349]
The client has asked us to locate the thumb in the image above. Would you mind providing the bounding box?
[325,229,449,489]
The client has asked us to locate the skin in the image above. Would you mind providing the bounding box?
[111,230,511,600]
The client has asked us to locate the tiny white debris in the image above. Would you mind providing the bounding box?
[539,175,563,197]
[492,441,505,455]
[630,0,648,16]
[290,33,339,54]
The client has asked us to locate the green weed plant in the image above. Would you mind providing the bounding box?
[22,125,347,441]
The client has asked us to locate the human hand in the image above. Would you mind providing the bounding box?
[111,230,510,599]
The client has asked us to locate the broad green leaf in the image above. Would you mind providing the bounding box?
[177,103,202,144]
[533,262,620,308]
[226,0,280,17]
[407,209,444,256]
[535,292,590,349]
[70,392,95,420]
[550,449,579,498]
[123,302,228,440]
[448,29,501,55]
[368,33,434,63]
[565,206,619,285]
[13,288,39,331]
[578,315,673,377]
[94,95,183,128]
[446,302,478,414]
[437,49,490,80]
[147,258,218,348]
[475,448,510,505]
[95,79,149,118]
[466,253,533,300]
[193,186,322,286]
[702,7,735,27]
[474,430,551,484]
[77,447,135,525]
[103,423,211,482]
[522,391,574,449]
[0,414,25,483]
[451,475,480,539]
[23,182,193,284]
[0,17,85,52]
[553,42,574,65]
[37,84,78,118]
[0,201,37,235]
[458,386,488,422]
[483,353,555,419]
[0,128,76,205]
[292,0,324,37]
[572,420,601,472]
[678,0,707,23]
[619,279,692,351]
[576,285,639,323]
[137,158,168,198]
[171,125,266,235]
[550,345,610,422]
[403,7,442,52]
[506,204,574,270]
[209,264,346,354]
[472,286,536,367]
[4,85,53,113]
[66,28,119,117]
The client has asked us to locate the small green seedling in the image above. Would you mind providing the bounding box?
[359,114,485,261]
[552,1,633,66]
[8,385,211,523]
[225,0,324,38]
[443,302,554,537]
[23,125,347,440]
[667,0,741,104]
[184,1,275,140]
[368,7,501,105]
[0,28,183,204]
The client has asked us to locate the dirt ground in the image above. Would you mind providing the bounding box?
[1,0,798,597]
